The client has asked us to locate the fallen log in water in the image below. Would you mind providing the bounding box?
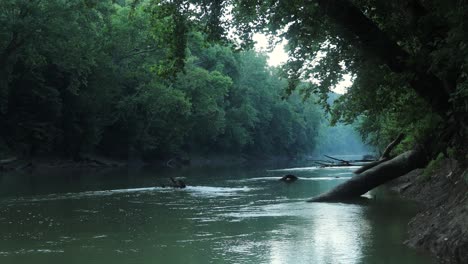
[314,161,339,167]
[324,155,351,165]
[312,156,355,167]
[354,133,404,174]
[307,147,428,202]
[353,159,388,174]
[311,154,377,168]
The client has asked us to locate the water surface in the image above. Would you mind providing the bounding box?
[0,163,434,264]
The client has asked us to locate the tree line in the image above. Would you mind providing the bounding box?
[0,1,333,162]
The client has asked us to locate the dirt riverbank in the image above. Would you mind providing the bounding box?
[388,159,467,264]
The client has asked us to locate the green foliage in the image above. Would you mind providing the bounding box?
[0,0,326,161]
[117,81,191,158]
[147,0,189,77]
[142,0,468,157]
[0,0,116,158]
[4,0,467,163]
[421,152,445,181]
[175,64,232,148]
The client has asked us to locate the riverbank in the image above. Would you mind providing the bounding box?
[0,155,125,173]
[388,159,467,264]
[0,153,309,172]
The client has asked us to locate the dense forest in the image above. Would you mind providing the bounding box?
[2,0,466,167]
[0,0,466,163]
[0,0,370,163]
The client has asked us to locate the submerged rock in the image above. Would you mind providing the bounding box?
[280,174,298,182]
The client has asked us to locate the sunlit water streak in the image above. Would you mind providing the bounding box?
[0,186,256,204]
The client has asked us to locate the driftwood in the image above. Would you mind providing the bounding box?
[314,161,336,167]
[313,158,351,167]
[324,155,351,165]
[310,153,379,168]
[312,155,368,168]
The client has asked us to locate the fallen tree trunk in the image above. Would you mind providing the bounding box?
[324,155,351,165]
[308,147,428,202]
[314,161,333,167]
[354,133,404,174]
[317,163,358,167]
[314,161,357,167]
[353,158,388,174]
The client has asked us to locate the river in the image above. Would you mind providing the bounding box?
[0,162,434,264]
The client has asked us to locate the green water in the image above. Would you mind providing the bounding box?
[0,163,434,264]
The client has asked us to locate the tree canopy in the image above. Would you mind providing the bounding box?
[155,0,467,156]
[1,0,466,162]
[0,0,339,161]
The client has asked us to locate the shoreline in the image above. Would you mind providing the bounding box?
[0,156,125,173]
[0,153,318,172]
[387,160,467,264]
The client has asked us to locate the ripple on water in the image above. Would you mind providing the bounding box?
[0,185,256,204]
[0,164,435,264]
[185,186,255,197]
[0,187,164,203]
[230,176,351,183]
[0,249,65,256]
[268,166,360,172]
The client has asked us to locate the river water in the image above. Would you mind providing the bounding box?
[0,162,434,264]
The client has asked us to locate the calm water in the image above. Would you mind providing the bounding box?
[0,163,434,264]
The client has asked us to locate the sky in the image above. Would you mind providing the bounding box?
[252,34,288,67]
[252,33,352,94]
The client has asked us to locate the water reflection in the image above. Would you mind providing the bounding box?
[309,204,368,264]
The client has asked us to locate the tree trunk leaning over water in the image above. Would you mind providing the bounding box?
[354,133,405,174]
[380,133,405,159]
[307,146,428,202]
